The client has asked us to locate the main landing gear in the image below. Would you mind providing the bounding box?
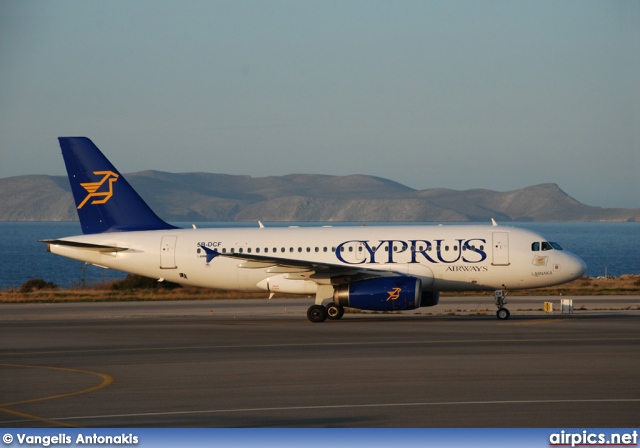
[307,303,345,323]
[494,286,510,320]
[326,303,345,320]
[307,285,344,323]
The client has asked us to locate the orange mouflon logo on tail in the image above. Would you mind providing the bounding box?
[77,171,119,209]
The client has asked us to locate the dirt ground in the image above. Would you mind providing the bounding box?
[1,275,638,303]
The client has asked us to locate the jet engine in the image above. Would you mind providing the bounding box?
[333,276,422,311]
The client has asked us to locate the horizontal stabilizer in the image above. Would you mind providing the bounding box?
[40,239,128,252]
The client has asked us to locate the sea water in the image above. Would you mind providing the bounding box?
[1,221,638,290]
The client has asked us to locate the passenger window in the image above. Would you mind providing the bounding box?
[532,242,540,251]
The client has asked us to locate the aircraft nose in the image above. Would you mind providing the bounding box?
[567,253,587,280]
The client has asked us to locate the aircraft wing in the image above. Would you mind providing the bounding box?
[200,246,397,282]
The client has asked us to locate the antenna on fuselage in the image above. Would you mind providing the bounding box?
[491,218,498,226]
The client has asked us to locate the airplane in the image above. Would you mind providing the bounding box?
[42,137,587,322]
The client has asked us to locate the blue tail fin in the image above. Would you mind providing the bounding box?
[58,137,178,234]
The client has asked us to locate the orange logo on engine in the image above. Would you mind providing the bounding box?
[77,171,119,209]
[386,287,401,301]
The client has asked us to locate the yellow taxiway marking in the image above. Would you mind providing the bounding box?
[0,407,77,428]
[0,363,113,427]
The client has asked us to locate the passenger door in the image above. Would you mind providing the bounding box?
[492,232,510,266]
[160,235,178,269]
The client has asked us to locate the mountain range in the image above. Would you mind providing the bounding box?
[0,171,638,222]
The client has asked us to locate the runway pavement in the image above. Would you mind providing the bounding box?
[1,296,639,427]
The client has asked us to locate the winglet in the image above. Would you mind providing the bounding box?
[491,218,498,226]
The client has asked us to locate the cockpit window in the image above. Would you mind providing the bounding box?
[533,241,564,251]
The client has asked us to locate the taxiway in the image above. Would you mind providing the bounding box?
[1,296,639,427]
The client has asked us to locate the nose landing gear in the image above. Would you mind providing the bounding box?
[495,286,510,320]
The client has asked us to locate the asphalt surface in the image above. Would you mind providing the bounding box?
[1,296,639,427]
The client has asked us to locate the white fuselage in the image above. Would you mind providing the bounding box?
[47,224,587,294]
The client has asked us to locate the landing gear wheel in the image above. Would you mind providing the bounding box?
[496,307,510,320]
[494,288,510,320]
[326,303,345,320]
[307,305,328,323]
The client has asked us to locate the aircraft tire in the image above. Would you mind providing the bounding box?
[326,303,345,320]
[496,307,510,320]
[307,305,328,323]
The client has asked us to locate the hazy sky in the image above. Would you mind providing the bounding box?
[1,0,638,208]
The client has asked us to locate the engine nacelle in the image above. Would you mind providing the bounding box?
[420,290,440,307]
[334,276,421,311]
